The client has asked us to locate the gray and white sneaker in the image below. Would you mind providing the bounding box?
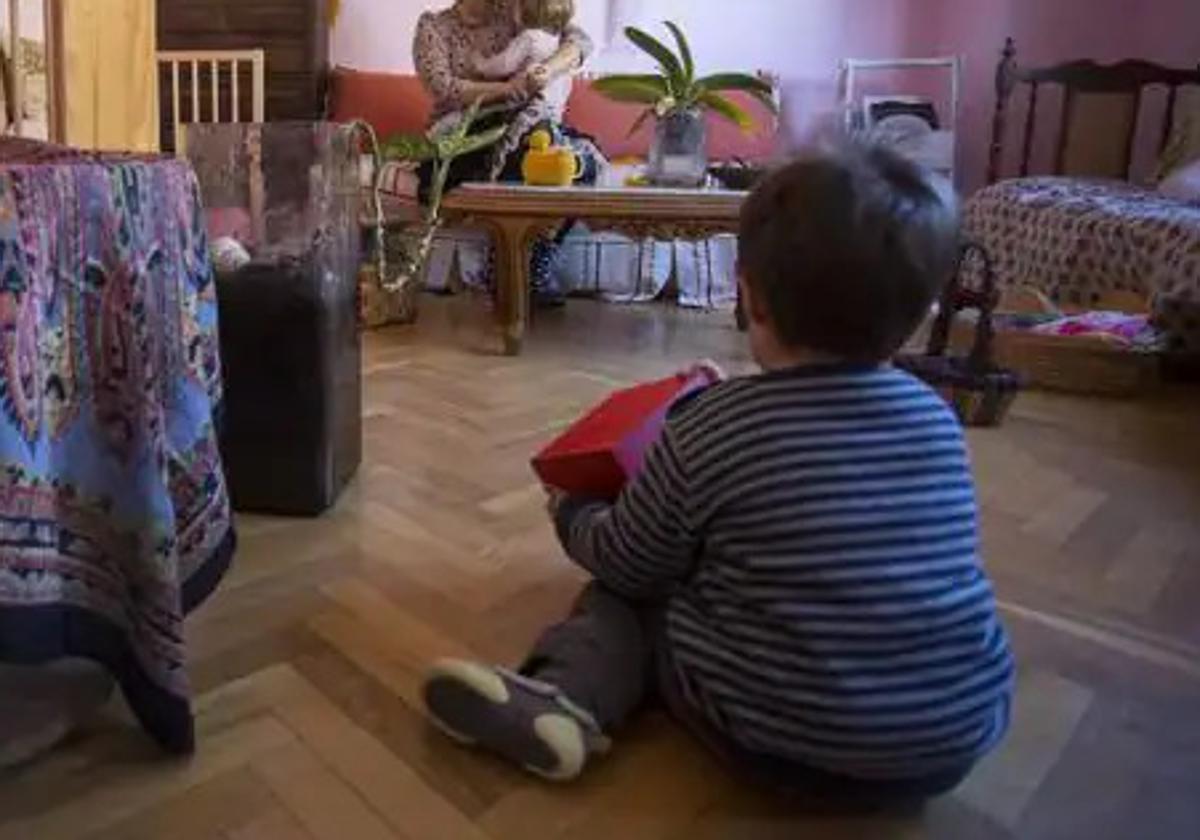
[423,659,610,782]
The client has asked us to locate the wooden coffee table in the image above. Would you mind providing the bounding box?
[442,183,748,355]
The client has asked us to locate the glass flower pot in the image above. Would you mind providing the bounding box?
[648,108,708,188]
[186,122,363,515]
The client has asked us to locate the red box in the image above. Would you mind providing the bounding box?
[532,368,720,500]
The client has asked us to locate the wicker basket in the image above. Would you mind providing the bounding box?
[358,224,433,328]
[360,264,418,328]
[896,243,1023,427]
[947,288,1160,397]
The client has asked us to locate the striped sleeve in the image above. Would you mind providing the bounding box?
[554,427,697,600]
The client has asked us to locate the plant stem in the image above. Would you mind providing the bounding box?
[353,120,389,291]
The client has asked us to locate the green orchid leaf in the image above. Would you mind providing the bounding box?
[699,91,755,133]
[594,74,670,94]
[432,137,458,160]
[444,124,510,159]
[414,96,509,160]
[472,103,512,122]
[451,98,487,141]
[663,21,694,86]
[696,72,774,93]
[381,134,438,162]
[624,26,686,94]
[696,73,779,114]
[591,75,669,105]
[462,97,487,119]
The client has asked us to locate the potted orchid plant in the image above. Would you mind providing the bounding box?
[376,99,509,292]
[592,21,777,187]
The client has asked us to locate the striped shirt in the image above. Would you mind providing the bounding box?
[556,363,1013,779]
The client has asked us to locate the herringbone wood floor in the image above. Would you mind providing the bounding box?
[2,297,1199,839]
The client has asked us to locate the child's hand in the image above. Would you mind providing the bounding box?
[545,487,567,520]
[502,76,532,103]
[525,63,551,93]
[682,359,726,383]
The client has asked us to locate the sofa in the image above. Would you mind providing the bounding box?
[328,67,781,305]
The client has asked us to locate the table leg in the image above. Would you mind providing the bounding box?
[483,217,535,356]
[735,284,748,331]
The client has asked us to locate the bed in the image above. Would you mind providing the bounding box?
[0,138,233,755]
[966,177,1200,351]
[964,39,1200,353]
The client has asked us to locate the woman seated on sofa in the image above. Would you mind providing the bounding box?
[413,0,604,302]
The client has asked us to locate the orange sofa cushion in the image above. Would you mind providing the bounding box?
[329,68,778,162]
[329,67,433,139]
[563,84,654,159]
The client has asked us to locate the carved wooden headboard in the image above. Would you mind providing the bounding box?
[987,37,1200,184]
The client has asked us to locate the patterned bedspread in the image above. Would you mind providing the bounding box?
[0,139,232,753]
[964,177,1200,352]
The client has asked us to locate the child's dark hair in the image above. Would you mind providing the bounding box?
[737,144,960,362]
[520,0,574,33]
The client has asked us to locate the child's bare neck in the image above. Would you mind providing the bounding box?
[757,343,847,372]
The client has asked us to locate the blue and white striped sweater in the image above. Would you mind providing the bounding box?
[556,364,1013,779]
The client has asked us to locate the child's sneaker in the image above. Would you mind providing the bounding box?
[423,659,610,781]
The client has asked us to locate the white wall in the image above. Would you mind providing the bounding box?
[331,0,440,72]
[595,0,920,72]
[331,0,610,72]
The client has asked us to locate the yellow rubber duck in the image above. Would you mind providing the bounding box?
[522,130,583,187]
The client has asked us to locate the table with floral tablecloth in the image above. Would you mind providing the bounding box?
[0,139,233,753]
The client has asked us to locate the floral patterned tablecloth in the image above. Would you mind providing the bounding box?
[0,139,233,753]
[964,177,1200,352]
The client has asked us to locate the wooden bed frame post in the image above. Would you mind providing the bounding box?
[986,37,1018,186]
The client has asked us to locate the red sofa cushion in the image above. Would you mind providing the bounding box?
[563,84,653,159]
[704,90,779,163]
[329,67,433,139]
[329,68,778,161]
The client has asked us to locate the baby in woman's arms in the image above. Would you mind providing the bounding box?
[474,0,575,119]
[430,0,576,138]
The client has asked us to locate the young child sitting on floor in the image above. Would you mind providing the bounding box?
[422,145,1014,800]
[429,0,576,139]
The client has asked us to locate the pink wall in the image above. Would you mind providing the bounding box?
[918,0,1200,189]
[331,0,1200,190]
[592,0,932,146]
[331,0,930,146]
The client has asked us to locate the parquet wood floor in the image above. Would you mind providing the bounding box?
[2,298,1199,839]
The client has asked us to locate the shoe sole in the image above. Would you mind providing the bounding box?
[423,660,586,782]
